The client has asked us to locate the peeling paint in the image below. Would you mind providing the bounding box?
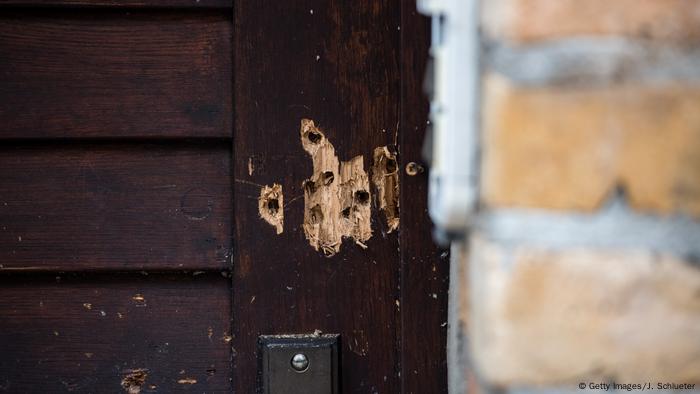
[177,378,197,385]
[258,183,284,234]
[300,119,372,256]
[121,369,148,394]
[372,146,400,232]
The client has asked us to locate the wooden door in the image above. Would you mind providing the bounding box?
[0,1,447,393]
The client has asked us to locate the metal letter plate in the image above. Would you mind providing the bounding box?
[258,334,340,394]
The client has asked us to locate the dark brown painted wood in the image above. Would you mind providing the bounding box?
[0,5,237,394]
[0,9,232,139]
[0,2,446,392]
[0,0,231,7]
[0,141,232,271]
[399,3,450,393]
[0,273,232,392]
[233,1,402,393]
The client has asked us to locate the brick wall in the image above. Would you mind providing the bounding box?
[453,1,700,392]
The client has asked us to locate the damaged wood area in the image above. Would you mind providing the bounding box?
[300,119,372,256]
[258,183,284,234]
[253,120,401,255]
[121,369,148,394]
[372,146,400,232]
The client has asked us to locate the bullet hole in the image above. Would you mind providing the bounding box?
[310,204,324,224]
[267,198,279,215]
[308,131,322,144]
[355,190,370,205]
[304,180,317,194]
[372,146,400,232]
[259,183,284,234]
[385,158,397,173]
[322,171,334,185]
[300,119,372,255]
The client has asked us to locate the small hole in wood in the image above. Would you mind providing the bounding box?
[354,190,370,205]
[322,171,334,185]
[386,158,397,173]
[308,131,322,144]
[341,207,351,218]
[267,199,279,214]
[310,204,324,224]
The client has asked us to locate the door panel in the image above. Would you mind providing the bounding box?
[233,1,403,392]
[0,1,448,392]
[0,4,236,393]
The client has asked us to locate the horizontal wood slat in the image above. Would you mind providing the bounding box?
[0,142,232,271]
[0,273,232,392]
[0,9,232,139]
[0,0,231,7]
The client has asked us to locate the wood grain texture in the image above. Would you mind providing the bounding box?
[0,273,232,393]
[0,0,231,7]
[0,9,232,139]
[0,141,232,271]
[399,3,450,393]
[232,1,401,392]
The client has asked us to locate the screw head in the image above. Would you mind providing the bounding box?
[290,353,309,372]
[405,162,424,176]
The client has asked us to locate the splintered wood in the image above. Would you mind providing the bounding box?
[339,157,372,244]
[372,146,400,232]
[301,119,372,256]
[121,369,148,394]
[258,183,284,234]
[255,119,400,255]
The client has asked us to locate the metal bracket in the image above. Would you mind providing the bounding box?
[258,334,340,394]
[418,0,481,244]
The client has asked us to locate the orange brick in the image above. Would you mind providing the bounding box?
[481,74,700,216]
[469,237,700,385]
[482,0,700,42]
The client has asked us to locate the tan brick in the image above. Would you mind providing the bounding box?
[482,74,700,216]
[469,236,700,385]
[452,241,470,329]
[450,241,484,394]
[482,0,700,43]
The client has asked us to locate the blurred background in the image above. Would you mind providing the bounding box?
[421,0,700,392]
